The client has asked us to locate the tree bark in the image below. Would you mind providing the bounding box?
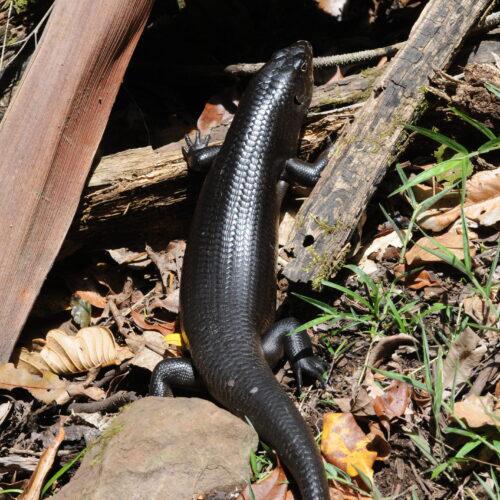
[66,70,381,250]
[0,0,155,363]
[283,0,493,287]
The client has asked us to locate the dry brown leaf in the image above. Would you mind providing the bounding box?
[357,231,404,274]
[368,334,418,368]
[75,290,107,309]
[237,463,289,500]
[19,422,65,500]
[412,388,432,409]
[66,383,106,401]
[453,394,500,427]
[107,247,150,267]
[150,289,180,314]
[373,381,410,421]
[131,310,175,336]
[17,348,52,376]
[66,270,108,308]
[463,295,499,327]
[321,413,380,480]
[412,182,459,208]
[367,421,392,460]
[419,168,500,231]
[146,240,186,290]
[405,230,477,266]
[0,364,69,404]
[443,327,487,389]
[328,480,372,500]
[20,327,133,375]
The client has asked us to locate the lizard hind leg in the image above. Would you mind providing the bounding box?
[261,317,327,393]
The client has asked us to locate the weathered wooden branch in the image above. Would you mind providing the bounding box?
[68,26,498,251]
[0,0,155,363]
[66,70,381,249]
[283,0,493,286]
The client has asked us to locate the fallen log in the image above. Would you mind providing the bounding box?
[0,0,155,363]
[68,29,500,252]
[67,71,379,249]
[283,0,493,287]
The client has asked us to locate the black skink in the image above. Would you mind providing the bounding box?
[151,41,330,500]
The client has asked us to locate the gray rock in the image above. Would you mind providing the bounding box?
[53,397,258,500]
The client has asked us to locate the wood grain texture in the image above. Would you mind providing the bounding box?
[283,0,493,286]
[0,0,154,362]
[68,67,374,250]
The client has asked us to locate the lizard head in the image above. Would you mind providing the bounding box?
[265,40,314,112]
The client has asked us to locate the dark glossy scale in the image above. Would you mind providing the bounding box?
[180,41,329,500]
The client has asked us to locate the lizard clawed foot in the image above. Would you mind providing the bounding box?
[292,355,327,394]
[182,130,211,170]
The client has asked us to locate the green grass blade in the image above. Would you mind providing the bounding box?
[473,472,497,500]
[385,295,407,333]
[448,106,495,140]
[433,348,444,440]
[417,242,468,275]
[370,367,433,393]
[431,460,453,479]
[249,449,258,476]
[484,82,500,97]
[406,431,438,465]
[418,181,461,213]
[41,448,86,497]
[391,156,471,195]
[444,427,499,454]
[321,281,371,309]
[290,314,336,334]
[404,124,468,154]
[379,204,405,243]
[455,439,482,458]
[395,163,416,205]
[420,325,433,393]
[292,292,336,314]
[478,136,500,153]
[485,242,500,297]
[344,264,374,287]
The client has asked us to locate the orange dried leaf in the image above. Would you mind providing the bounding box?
[197,102,234,131]
[407,269,442,290]
[131,310,175,336]
[321,413,378,479]
[237,464,289,500]
[75,289,107,308]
